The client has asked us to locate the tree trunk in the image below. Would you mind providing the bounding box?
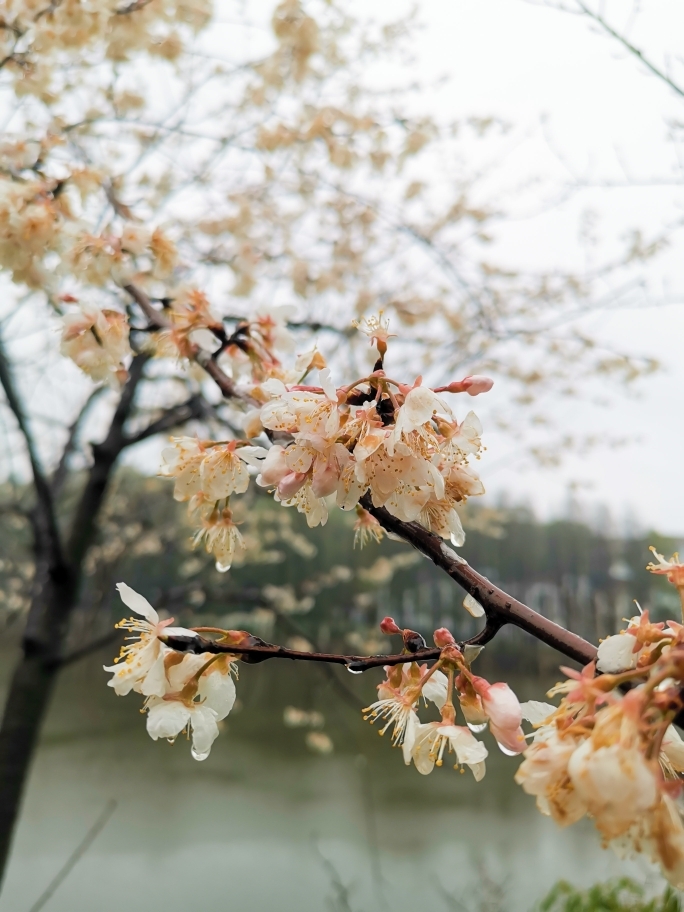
[0,651,58,882]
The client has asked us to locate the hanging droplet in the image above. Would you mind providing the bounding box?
[191,747,210,761]
[467,721,488,733]
[215,561,231,573]
[497,741,519,757]
[346,662,364,675]
[166,738,176,745]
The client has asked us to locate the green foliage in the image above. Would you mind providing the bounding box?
[538,879,681,912]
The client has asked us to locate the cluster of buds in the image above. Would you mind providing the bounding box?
[363,618,531,780]
[516,550,684,890]
[104,583,250,760]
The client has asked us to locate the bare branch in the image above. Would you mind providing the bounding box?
[574,1,684,99]
[51,387,107,498]
[121,394,207,448]
[0,329,64,567]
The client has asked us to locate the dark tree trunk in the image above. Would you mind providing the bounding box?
[0,652,58,879]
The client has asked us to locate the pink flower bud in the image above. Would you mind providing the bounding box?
[433,627,456,647]
[277,471,308,499]
[462,375,494,396]
[380,616,402,635]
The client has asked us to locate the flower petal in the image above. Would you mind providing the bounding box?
[116,582,158,624]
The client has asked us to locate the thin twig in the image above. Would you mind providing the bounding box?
[28,800,117,912]
[575,1,684,99]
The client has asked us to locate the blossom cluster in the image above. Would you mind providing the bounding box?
[157,312,491,565]
[516,552,684,890]
[104,582,241,760]
[362,618,530,780]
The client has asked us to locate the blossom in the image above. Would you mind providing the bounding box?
[103,583,196,697]
[60,303,130,385]
[193,506,245,571]
[363,664,445,763]
[352,312,395,355]
[393,385,448,440]
[515,727,588,826]
[647,548,684,596]
[568,735,658,840]
[145,656,237,761]
[353,506,384,548]
[472,676,526,754]
[596,632,639,674]
[411,722,488,780]
[200,443,258,500]
[160,437,206,501]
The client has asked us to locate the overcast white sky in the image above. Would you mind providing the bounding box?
[394,0,684,535]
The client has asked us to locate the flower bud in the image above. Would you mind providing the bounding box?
[462,375,494,396]
[433,627,456,647]
[380,616,402,635]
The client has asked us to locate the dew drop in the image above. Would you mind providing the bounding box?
[166,738,176,745]
[215,561,231,573]
[496,741,519,757]
[467,721,488,733]
[191,748,210,761]
[346,662,364,675]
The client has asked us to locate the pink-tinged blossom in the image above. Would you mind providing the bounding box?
[472,676,526,754]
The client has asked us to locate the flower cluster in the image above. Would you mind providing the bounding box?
[104,582,242,760]
[158,316,491,560]
[252,364,488,532]
[362,618,527,780]
[159,438,267,570]
[60,302,131,386]
[516,602,684,889]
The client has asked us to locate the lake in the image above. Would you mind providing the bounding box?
[0,646,661,912]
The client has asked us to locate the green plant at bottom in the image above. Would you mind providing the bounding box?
[539,879,681,912]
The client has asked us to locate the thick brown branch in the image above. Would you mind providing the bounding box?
[361,494,597,666]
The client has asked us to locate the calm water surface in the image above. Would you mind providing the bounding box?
[0,649,661,912]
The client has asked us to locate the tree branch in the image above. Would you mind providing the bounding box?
[66,353,150,568]
[574,1,684,99]
[121,394,207,448]
[51,387,107,498]
[361,494,597,666]
[164,631,441,670]
[0,330,64,569]
[123,284,252,404]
